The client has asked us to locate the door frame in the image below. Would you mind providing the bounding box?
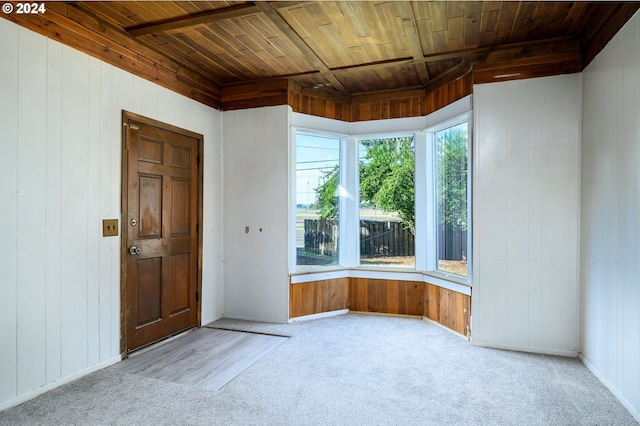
[120,110,204,356]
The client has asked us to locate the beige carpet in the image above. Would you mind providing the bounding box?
[0,313,636,425]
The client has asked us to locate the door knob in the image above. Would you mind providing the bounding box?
[129,246,141,255]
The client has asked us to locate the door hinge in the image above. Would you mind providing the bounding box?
[123,122,140,130]
[196,291,199,302]
[196,223,199,233]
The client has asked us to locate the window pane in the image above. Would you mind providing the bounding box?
[359,137,415,269]
[435,123,468,276]
[296,133,340,269]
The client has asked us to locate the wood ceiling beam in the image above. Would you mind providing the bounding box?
[222,35,578,94]
[394,2,430,85]
[125,3,260,37]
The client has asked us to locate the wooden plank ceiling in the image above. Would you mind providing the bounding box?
[4,1,639,114]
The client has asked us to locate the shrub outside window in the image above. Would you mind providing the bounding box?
[358,137,415,269]
[434,122,469,277]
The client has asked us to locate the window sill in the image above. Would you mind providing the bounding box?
[423,270,469,286]
[290,267,471,295]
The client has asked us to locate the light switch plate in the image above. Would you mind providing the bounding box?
[103,219,119,237]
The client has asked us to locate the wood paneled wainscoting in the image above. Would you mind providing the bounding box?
[290,277,471,337]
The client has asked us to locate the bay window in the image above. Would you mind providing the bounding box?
[291,102,472,285]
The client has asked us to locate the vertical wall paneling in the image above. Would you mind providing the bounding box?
[60,46,90,376]
[620,16,640,409]
[472,81,508,345]
[503,79,529,349]
[16,27,47,394]
[45,39,63,384]
[86,57,102,367]
[581,11,640,419]
[0,18,19,402]
[98,61,115,362]
[222,106,290,323]
[473,74,580,356]
[0,20,224,410]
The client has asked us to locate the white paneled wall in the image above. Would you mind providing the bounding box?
[0,20,223,410]
[581,12,640,420]
[472,75,581,356]
[222,106,290,323]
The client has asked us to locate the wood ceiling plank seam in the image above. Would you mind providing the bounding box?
[207,20,264,69]
[152,2,194,20]
[481,1,502,13]
[71,10,222,90]
[242,13,279,40]
[168,29,252,81]
[510,1,538,40]
[357,35,388,66]
[336,1,369,38]
[256,3,330,72]
[495,2,518,44]
[211,20,284,76]
[314,25,349,67]
[394,2,430,85]
[238,15,314,73]
[299,2,333,27]
[494,20,512,45]
[433,30,449,53]
[463,1,482,48]
[447,32,465,52]
[321,1,363,49]
[413,3,436,56]
[530,1,556,32]
[276,6,312,40]
[265,37,316,73]
[97,2,145,26]
[76,2,140,28]
[547,2,574,31]
[564,2,589,34]
[447,2,466,19]
[428,1,449,32]
[172,2,202,16]
[496,1,519,23]
[479,8,499,35]
[198,23,249,60]
[447,16,464,41]
[375,2,412,58]
[128,2,168,22]
[126,4,260,37]
[251,49,298,78]
[410,1,429,23]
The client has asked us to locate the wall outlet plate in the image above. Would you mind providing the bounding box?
[103,219,119,237]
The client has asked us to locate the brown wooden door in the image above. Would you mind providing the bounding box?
[122,112,202,354]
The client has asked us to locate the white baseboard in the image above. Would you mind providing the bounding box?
[470,339,577,357]
[0,355,122,412]
[579,354,640,423]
